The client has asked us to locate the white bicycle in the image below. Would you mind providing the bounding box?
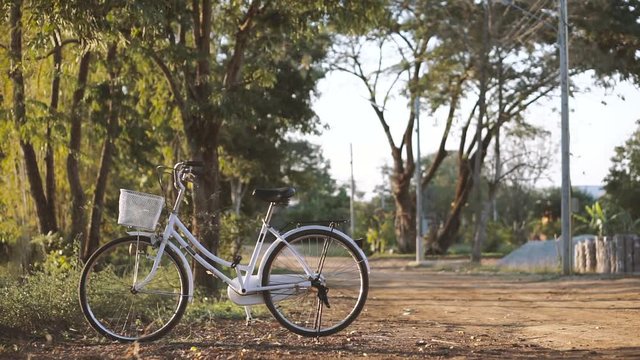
[78,161,369,342]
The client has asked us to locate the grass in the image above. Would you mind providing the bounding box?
[183,293,269,322]
[0,254,269,341]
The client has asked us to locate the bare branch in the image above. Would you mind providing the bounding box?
[422,74,467,187]
[224,0,262,88]
[148,50,186,113]
[34,38,79,60]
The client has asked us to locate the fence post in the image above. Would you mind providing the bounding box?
[632,235,640,273]
[574,242,585,273]
[586,237,596,272]
[624,235,634,273]
[609,238,617,273]
[614,235,626,273]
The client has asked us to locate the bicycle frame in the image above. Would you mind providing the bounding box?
[129,162,368,307]
[130,202,315,304]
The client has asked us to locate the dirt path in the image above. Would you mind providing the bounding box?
[4,258,640,359]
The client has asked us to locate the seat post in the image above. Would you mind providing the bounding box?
[263,202,276,227]
[256,202,277,244]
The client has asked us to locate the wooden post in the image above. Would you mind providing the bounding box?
[596,236,612,273]
[614,235,626,273]
[596,237,604,273]
[633,236,640,273]
[609,238,617,273]
[624,235,635,273]
[586,237,596,272]
[574,242,583,273]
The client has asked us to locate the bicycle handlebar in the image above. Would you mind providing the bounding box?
[172,161,204,191]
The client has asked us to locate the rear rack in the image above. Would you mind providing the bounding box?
[278,220,364,250]
[280,219,349,233]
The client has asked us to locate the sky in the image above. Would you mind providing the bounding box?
[311,71,640,199]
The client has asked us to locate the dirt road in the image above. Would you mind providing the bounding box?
[5,258,640,359]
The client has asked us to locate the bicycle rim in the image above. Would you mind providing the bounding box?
[262,230,368,336]
[79,236,188,342]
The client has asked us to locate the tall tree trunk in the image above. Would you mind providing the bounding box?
[85,44,118,260]
[427,158,473,254]
[392,170,416,253]
[67,51,92,244]
[188,0,221,295]
[45,33,62,233]
[10,0,57,235]
[188,138,221,295]
[230,179,247,215]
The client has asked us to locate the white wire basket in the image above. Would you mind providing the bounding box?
[117,189,165,230]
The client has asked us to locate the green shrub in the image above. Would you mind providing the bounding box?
[0,252,85,337]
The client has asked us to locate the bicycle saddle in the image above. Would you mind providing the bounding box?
[252,187,296,203]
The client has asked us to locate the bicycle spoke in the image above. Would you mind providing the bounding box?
[315,237,330,275]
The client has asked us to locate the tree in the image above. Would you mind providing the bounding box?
[7,0,60,236]
[425,0,560,254]
[603,121,640,219]
[121,0,380,292]
[571,0,640,85]
[330,0,464,253]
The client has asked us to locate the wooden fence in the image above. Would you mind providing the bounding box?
[574,234,640,274]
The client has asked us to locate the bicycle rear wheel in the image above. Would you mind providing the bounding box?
[261,229,368,337]
[78,236,189,342]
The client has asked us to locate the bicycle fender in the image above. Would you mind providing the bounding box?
[126,231,194,302]
[257,225,370,280]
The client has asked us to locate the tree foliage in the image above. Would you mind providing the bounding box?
[604,120,640,219]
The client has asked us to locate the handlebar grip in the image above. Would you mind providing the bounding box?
[182,161,204,167]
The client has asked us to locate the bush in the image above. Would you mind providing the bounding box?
[0,252,85,338]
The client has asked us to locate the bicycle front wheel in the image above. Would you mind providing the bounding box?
[262,229,369,337]
[78,236,189,342]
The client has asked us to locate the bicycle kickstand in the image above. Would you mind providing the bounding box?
[244,306,253,325]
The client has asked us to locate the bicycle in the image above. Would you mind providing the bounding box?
[78,161,369,342]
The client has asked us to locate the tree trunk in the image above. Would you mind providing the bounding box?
[10,0,57,235]
[187,0,223,295]
[85,44,118,260]
[45,33,62,233]
[426,158,473,254]
[230,178,247,215]
[186,129,221,295]
[67,51,92,245]
[391,169,416,253]
[472,180,500,262]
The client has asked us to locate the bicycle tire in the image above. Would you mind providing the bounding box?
[78,236,189,342]
[261,228,368,337]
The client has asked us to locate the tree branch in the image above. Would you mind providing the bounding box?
[34,38,79,60]
[422,74,466,187]
[224,0,262,88]
[148,50,186,113]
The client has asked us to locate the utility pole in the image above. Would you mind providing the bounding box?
[499,0,572,274]
[350,144,356,237]
[559,0,572,275]
[414,97,424,263]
